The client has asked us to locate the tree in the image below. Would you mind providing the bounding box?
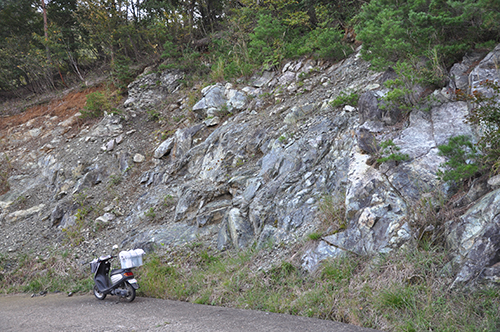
[0,0,44,92]
[355,0,500,69]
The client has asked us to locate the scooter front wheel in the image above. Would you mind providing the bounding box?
[122,281,136,302]
[93,284,107,300]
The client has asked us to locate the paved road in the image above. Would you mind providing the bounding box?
[0,293,380,332]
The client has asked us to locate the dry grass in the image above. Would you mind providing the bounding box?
[0,153,12,195]
[137,241,500,331]
[0,251,92,294]
[316,192,347,236]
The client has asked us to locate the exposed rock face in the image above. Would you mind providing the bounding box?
[124,70,184,111]
[447,189,500,286]
[2,45,500,287]
[192,83,249,119]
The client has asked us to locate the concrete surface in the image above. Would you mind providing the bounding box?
[0,293,381,331]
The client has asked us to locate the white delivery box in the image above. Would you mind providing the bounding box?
[119,249,145,268]
[130,249,145,267]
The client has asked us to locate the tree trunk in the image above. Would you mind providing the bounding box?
[41,0,52,65]
[41,0,54,88]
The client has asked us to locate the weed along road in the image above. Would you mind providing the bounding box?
[0,293,380,332]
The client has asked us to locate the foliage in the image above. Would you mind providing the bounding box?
[79,90,116,119]
[306,232,322,241]
[111,56,134,91]
[437,135,480,184]
[0,0,498,95]
[317,193,347,235]
[313,27,352,60]
[330,92,359,108]
[161,37,181,60]
[382,57,446,112]
[0,0,43,91]
[144,207,156,220]
[377,140,410,165]
[108,174,122,186]
[249,14,286,68]
[355,0,500,69]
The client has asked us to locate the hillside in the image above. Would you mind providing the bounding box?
[1,42,500,329]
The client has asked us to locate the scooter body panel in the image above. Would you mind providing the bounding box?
[90,253,140,302]
[93,259,136,295]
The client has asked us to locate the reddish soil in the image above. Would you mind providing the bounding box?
[0,86,104,133]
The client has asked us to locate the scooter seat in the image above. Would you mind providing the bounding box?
[110,268,129,275]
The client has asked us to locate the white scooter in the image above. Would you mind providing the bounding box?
[89,249,144,302]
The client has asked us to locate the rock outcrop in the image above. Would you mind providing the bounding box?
[2,44,500,287]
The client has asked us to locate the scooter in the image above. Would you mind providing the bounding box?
[90,254,139,302]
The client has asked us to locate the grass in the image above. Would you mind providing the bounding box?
[0,153,12,195]
[317,193,347,235]
[137,243,500,331]
[2,232,500,331]
[0,251,93,295]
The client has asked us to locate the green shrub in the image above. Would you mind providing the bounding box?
[80,92,112,119]
[330,92,359,108]
[307,232,322,241]
[161,38,181,60]
[314,27,352,60]
[382,58,446,112]
[377,139,409,165]
[249,14,286,68]
[355,0,500,69]
[147,109,162,122]
[320,255,359,285]
[377,285,417,310]
[317,193,347,234]
[437,135,480,184]
[111,56,134,91]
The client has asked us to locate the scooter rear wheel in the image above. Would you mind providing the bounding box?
[122,282,136,302]
[93,284,106,300]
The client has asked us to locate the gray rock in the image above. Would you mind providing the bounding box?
[91,114,123,138]
[227,208,254,249]
[431,102,473,147]
[488,175,500,188]
[6,204,45,223]
[226,89,247,111]
[4,42,500,287]
[192,84,227,118]
[133,154,145,163]
[125,70,183,111]
[154,137,175,159]
[278,71,296,86]
[449,50,488,91]
[95,213,115,223]
[469,44,500,98]
[447,189,500,286]
[284,106,305,124]
[204,116,220,127]
[252,71,275,88]
[358,90,401,126]
[357,128,378,155]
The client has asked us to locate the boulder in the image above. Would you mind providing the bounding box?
[447,189,500,286]
[192,84,227,118]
